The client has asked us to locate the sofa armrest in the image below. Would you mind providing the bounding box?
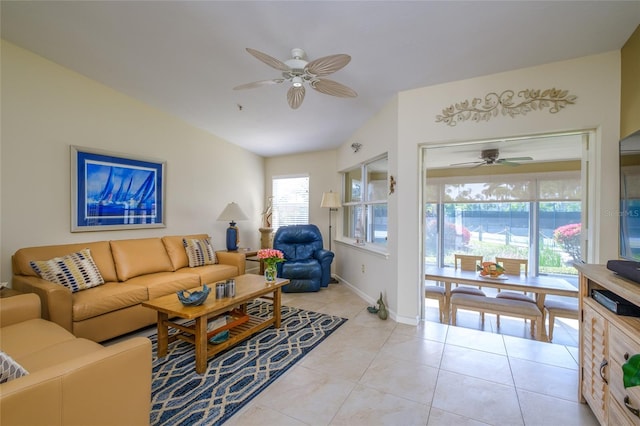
[0,293,41,327]
[216,251,246,275]
[0,336,152,426]
[11,275,73,333]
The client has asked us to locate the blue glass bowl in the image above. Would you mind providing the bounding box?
[177,284,211,306]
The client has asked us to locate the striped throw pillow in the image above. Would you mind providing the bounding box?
[30,248,105,293]
[183,238,217,267]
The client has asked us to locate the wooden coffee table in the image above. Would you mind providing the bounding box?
[142,274,289,374]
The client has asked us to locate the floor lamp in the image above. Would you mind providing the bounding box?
[321,191,341,283]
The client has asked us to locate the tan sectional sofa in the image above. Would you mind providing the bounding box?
[0,293,151,425]
[11,234,245,342]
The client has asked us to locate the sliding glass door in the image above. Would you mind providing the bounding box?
[420,131,590,319]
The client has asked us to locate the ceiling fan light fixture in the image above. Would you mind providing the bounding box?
[237,47,357,108]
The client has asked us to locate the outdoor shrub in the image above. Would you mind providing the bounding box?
[554,223,581,262]
[539,246,562,267]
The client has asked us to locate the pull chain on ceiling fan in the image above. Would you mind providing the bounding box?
[233,48,357,109]
[450,149,534,168]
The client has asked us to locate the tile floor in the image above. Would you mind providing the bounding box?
[226,281,598,426]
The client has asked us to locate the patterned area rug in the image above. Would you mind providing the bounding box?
[149,300,347,425]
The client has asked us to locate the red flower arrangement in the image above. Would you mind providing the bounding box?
[257,248,285,269]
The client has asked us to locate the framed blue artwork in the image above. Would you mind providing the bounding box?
[71,146,166,232]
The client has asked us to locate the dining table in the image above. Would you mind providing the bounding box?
[424,265,579,341]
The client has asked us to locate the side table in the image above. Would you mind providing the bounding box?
[227,248,264,274]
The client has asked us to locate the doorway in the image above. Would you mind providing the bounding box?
[419,130,592,334]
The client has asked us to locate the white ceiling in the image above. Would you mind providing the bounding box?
[1,1,639,158]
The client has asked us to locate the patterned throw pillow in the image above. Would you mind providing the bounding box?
[0,351,28,383]
[30,248,105,293]
[183,238,217,267]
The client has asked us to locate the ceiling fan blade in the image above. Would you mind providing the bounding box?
[310,78,357,98]
[497,160,522,167]
[306,54,351,76]
[287,86,305,109]
[233,79,285,90]
[246,48,290,72]
[450,161,484,167]
[501,156,533,162]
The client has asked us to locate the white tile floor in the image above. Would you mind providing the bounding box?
[226,282,597,426]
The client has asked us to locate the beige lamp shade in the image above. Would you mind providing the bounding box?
[320,192,341,209]
[217,202,248,223]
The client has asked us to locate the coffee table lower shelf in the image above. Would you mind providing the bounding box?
[169,314,275,358]
[143,274,290,374]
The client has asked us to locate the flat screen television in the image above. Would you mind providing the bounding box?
[620,130,640,261]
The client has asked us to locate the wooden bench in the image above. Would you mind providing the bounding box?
[543,298,579,342]
[450,293,543,340]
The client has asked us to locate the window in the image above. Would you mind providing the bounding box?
[342,155,388,246]
[424,171,582,276]
[271,175,309,230]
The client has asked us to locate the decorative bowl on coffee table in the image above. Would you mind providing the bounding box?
[177,284,211,306]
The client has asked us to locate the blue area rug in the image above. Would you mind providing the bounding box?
[149,300,347,425]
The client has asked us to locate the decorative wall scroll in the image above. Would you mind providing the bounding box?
[435,88,577,127]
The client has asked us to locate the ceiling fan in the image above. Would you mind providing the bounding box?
[233,48,357,109]
[450,149,533,168]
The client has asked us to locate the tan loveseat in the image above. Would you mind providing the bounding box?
[11,234,245,342]
[0,293,152,425]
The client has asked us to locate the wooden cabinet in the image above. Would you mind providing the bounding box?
[576,264,640,425]
[582,301,608,422]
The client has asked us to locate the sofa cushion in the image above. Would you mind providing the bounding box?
[12,241,118,282]
[0,318,76,359]
[0,351,28,383]
[30,248,105,293]
[177,264,239,285]
[110,238,174,281]
[183,238,217,267]
[161,234,209,270]
[16,338,102,373]
[72,282,149,322]
[125,270,200,299]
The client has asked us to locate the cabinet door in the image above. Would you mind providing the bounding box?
[582,303,608,424]
[609,325,640,425]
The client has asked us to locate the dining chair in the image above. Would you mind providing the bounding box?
[425,284,447,323]
[452,254,485,294]
[544,297,579,342]
[455,254,484,272]
[495,257,529,276]
[451,254,486,322]
[494,257,534,327]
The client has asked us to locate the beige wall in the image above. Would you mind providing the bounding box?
[264,149,339,253]
[334,97,399,311]
[621,24,640,139]
[335,51,621,323]
[0,41,265,282]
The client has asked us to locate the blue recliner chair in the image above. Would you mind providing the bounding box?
[273,224,335,292]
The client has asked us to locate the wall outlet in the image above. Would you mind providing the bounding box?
[361,264,365,273]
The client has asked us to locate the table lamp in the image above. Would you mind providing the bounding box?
[217,202,248,251]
